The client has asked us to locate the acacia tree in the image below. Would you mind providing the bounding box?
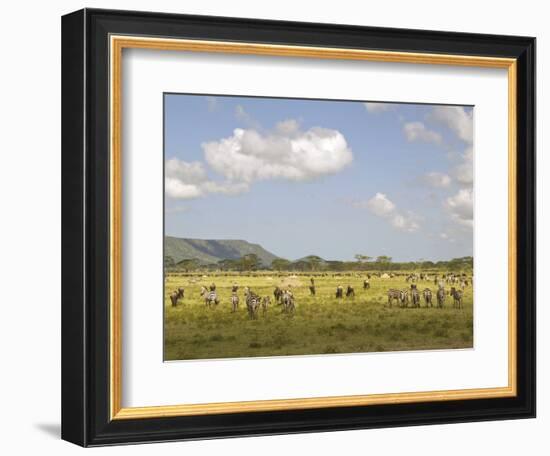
[239,253,261,271]
[271,258,291,271]
[302,255,323,271]
[354,254,372,263]
[176,258,200,272]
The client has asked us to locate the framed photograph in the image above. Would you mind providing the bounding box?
[61,8,535,447]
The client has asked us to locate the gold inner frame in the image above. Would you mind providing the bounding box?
[109,35,517,420]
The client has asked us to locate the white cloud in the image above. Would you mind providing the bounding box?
[453,146,474,185]
[201,180,250,195]
[165,158,249,200]
[202,124,353,183]
[360,192,420,233]
[403,121,442,144]
[423,172,452,188]
[429,106,473,144]
[165,178,203,199]
[390,212,420,233]
[165,159,207,184]
[363,102,394,113]
[365,192,396,216]
[446,188,473,228]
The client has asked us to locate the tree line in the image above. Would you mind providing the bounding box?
[165,253,473,273]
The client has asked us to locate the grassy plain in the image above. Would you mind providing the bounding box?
[164,272,473,361]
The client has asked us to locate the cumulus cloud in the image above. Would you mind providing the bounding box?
[391,213,420,232]
[453,146,474,185]
[403,121,442,144]
[165,158,249,200]
[202,123,353,183]
[364,192,396,216]
[364,102,394,113]
[358,192,420,233]
[446,188,473,228]
[429,106,473,144]
[423,172,452,188]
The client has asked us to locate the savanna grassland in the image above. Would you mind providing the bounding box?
[164,272,473,361]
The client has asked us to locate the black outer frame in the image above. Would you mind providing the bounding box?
[61,8,536,447]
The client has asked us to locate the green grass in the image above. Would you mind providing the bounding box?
[164,272,473,361]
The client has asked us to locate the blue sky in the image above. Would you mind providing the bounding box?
[164,94,473,262]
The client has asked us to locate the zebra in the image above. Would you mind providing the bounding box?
[273,286,283,304]
[231,283,239,293]
[346,285,355,298]
[423,288,433,307]
[363,279,370,290]
[169,287,184,307]
[281,290,295,314]
[205,290,219,308]
[410,285,420,308]
[450,287,463,309]
[230,293,239,312]
[245,289,261,319]
[387,289,400,307]
[436,287,446,308]
[400,289,409,308]
[335,285,344,299]
[261,296,271,314]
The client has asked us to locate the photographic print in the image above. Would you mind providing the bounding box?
[164,94,474,361]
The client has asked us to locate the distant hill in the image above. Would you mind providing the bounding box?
[165,237,279,266]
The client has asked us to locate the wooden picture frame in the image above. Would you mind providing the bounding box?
[62,8,535,446]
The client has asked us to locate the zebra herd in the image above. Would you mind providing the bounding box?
[168,273,469,317]
[170,282,295,319]
[387,284,463,309]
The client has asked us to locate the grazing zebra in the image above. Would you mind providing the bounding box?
[261,296,271,314]
[273,286,283,304]
[230,293,239,312]
[169,287,184,307]
[387,289,400,307]
[205,290,219,308]
[346,285,355,298]
[281,290,295,314]
[400,289,409,308]
[450,287,463,309]
[335,285,344,299]
[363,279,370,290]
[245,289,261,319]
[410,286,420,308]
[436,287,446,308]
[423,288,433,307]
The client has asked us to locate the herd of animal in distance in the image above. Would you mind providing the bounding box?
[168,272,470,319]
